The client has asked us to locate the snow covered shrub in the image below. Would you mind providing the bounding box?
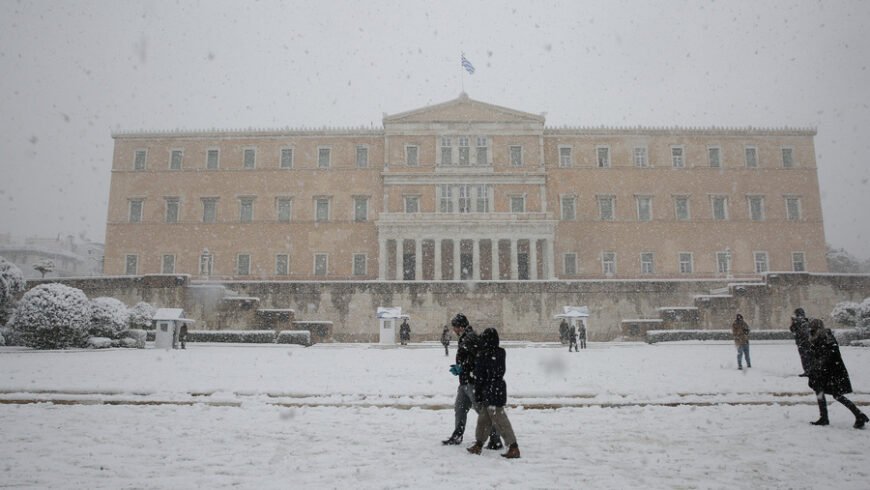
[0,256,26,326]
[185,330,275,343]
[831,301,860,327]
[87,337,113,349]
[89,297,129,338]
[276,330,311,346]
[128,301,156,330]
[120,329,147,348]
[9,283,91,349]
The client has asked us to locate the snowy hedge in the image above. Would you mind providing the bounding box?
[276,330,311,346]
[831,297,870,327]
[89,297,129,339]
[128,302,156,330]
[185,330,276,344]
[647,329,794,344]
[8,283,91,349]
[0,256,26,325]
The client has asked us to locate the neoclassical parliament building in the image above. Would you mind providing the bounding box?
[104,94,827,281]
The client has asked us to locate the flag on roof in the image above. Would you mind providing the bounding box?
[461,53,475,74]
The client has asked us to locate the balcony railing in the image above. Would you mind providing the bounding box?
[378,212,553,223]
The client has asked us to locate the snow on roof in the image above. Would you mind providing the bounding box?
[554,306,589,319]
[153,308,195,323]
[376,307,409,320]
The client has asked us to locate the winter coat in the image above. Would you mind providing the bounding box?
[577,323,587,340]
[790,316,810,349]
[807,328,853,396]
[731,318,750,346]
[559,320,568,342]
[474,328,507,407]
[455,326,480,385]
[567,324,577,342]
[399,321,411,340]
[440,328,450,346]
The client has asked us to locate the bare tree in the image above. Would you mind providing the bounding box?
[33,259,55,279]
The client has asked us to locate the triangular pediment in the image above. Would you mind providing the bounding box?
[384,94,545,125]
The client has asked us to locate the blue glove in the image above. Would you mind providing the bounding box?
[449,364,462,376]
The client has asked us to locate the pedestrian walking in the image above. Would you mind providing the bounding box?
[441,313,502,449]
[399,319,411,346]
[559,319,569,344]
[577,320,587,349]
[440,325,451,356]
[731,313,750,369]
[790,308,812,376]
[179,323,188,350]
[806,319,868,429]
[568,322,578,352]
[466,327,521,459]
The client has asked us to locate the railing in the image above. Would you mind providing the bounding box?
[377,212,553,222]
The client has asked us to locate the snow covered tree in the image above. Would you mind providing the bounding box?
[88,297,129,338]
[826,245,867,273]
[33,258,55,279]
[128,301,156,330]
[8,283,91,349]
[831,301,860,327]
[0,256,26,325]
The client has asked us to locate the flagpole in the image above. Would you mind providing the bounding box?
[460,52,465,93]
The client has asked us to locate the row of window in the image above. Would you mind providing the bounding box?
[124,252,367,277]
[561,251,807,276]
[128,196,371,224]
[559,194,803,222]
[131,142,798,170]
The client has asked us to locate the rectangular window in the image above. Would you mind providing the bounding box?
[125,254,138,275]
[165,198,179,224]
[634,147,648,167]
[457,185,471,213]
[792,252,806,272]
[640,252,655,274]
[596,146,610,168]
[708,147,721,168]
[280,148,294,169]
[207,149,219,169]
[674,196,690,221]
[598,196,614,221]
[314,254,328,276]
[356,146,368,168]
[134,150,146,170]
[671,146,684,168]
[199,252,213,276]
[243,148,256,169]
[712,196,728,221]
[404,196,419,213]
[754,251,769,273]
[239,198,254,223]
[636,196,652,222]
[318,148,331,169]
[202,198,217,223]
[440,138,452,165]
[275,254,289,275]
[564,253,577,275]
[717,251,731,274]
[745,146,758,168]
[785,197,801,221]
[236,254,250,276]
[170,150,183,170]
[315,198,330,222]
[475,185,490,213]
[458,137,470,166]
[679,252,694,274]
[354,197,368,222]
[353,254,367,276]
[476,137,488,165]
[129,199,143,223]
[602,252,616,275]
[781,148,794,168]
[405,145,419,166]
[277,198,292,223]
[439,185,453,213]
[748,196,765,221]
[559,147,572,167]
[162,254,175,274]
[510,146,523,167]
[510,196,525,213]
[561,196,576,220]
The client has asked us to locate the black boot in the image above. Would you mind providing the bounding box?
[442,433,463,445]
[485,436,503,450]
[812,397,829,426]
[855,413,869,430]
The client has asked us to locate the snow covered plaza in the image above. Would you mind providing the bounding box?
[1,340,868,488]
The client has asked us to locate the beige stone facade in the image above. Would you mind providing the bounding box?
[104,94,826,280]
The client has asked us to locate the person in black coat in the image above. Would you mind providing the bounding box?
[806,318,868,429]
[567,322,578,352]
[466,328,521,459]
[399,319,411,345]
[790,308,812,376]
[440,325,451,356]
[441,313,502,448]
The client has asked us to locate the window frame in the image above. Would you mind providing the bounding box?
[636,195,653,222]
[785,196,802,221]
[206,148,220,170]
[314,197,331,222]
[125,254,138,275]
[633,146,648,168]
[352,253,367,276]
[563,253,577,276]
[161,254,176,274]
[353,196,369,222]
[671,145,685,168]
[781,147,795,168]
[133,149,147,171]
[276,197,293,223]
[314,253,328,276]
[596,145,611,168]
[356,145,369,168]
[509,145,523,167]
[560,195,577,221]
[558,145,573,168]
[280,147,294,169]
[128,199,144,223]
[169,149,183,170]
[243,148,256,169]
[275,254,289,276]
[754,251,769,273]
[239,197,254,223]
[602,251,616,276]
[165,197,179,224]
[404,195,420,214]
[707,146,722,168]
[405,145,419,167]
[236,253,251,276]
[597,195,615,221]
[744,146,758,168]
[792,252,806,272]
[201,198,218,223]
[640,252,655,274]
[711,195,729,221]
[317,147,331,169]
[674,195,690,221]
[747,195,765,222]
[679,252,694,274]
[509,194,526,213]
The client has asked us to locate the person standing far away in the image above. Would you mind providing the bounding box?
[567,321,578,352]
[731,313,751,369]
[559,318,569,345]
[399,318,411,346]
[806,318,869,429]
[440,325,451,356]
[179,323,188,350]
[578,320,587,349]
[466,328,521,459]
[442,313,502,450]
[790,308,812,376]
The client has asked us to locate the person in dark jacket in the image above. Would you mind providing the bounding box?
[806,318,868,429]
[567,322,578,352]
[399,319,411,346]
[179,323,188,350]
[577,320,587,349]
[790,308,812,376]
[466,328,521,459]
[558,319,569,344]
[442,313,502,449]
[440,325,451,356]
[731,313,750,369]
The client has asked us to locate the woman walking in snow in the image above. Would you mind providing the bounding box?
[806,318,868,429]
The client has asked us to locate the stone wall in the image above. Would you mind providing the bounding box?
[22,273,870,342]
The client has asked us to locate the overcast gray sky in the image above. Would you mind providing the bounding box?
[2,0,869,259]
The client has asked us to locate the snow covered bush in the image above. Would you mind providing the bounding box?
[276,330,311,346]
[0,256,26,325]
[831,301,860,327]
[185,330,275,343]
[128,301,156,330]
[8,283,91,349]
[87,337,113,349]
[89,297,129,338]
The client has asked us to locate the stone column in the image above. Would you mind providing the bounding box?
[453,239,461,280]
[546,238,555,280]
[472,238,480,281]
[378,237,387,280]
[434,238,442,280]
[395,239,404,281]
[530,238,538,280]
[486,239,494,280]
[414,238,423,281]
[510,238,519,280]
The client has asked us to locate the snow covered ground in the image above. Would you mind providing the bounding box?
[1,341,868,488]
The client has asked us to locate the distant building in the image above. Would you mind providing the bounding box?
[0,233,104,279]
[103,94,826,280]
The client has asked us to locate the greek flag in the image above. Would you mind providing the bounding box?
[461,53,475,74]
